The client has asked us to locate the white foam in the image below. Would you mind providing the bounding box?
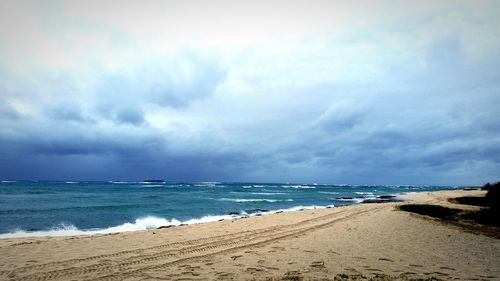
[182,214,233,224]
[355,192,374,195]
[335,198,364,203]
[193,182,221,187]
[318,191,339,195]
[231,192,286,195]
[141,185,164,188]
[65,181,79,184]
[0,216,181,239]
[1,180,16,183]
[269,204,335,213]
[281,185,316,189]
[0,202,339,239]
[249,192,287,195]
[219,198,293,203]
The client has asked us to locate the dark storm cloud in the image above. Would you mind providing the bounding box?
[114,107,145,126]
[0,1,499,185]
[49,105,90,123]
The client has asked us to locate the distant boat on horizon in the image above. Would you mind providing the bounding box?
[142,179,166,183]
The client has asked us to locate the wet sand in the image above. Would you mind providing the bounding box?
[0,189,498,280]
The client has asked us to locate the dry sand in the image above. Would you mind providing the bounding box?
[0,189,498,281]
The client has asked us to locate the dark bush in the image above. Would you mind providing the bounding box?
[462,208,500,227]
[451,196,489,207]
[484,182,500,209]
[451,181,499,208]
[398,204,461,220]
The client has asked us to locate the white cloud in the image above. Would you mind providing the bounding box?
[0,0,499,184]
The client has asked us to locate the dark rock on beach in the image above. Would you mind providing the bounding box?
[362,195,402,204]
[378,195,396,199]
[245,208,269,214]
[157,225,174,229]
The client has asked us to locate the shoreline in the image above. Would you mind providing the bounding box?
[0,204,337,239]
[1,189,498,280]
[0,188,443,239]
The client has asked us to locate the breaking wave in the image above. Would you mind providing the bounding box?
[219,198,294,203]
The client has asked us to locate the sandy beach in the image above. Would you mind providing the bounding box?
[0,189,498,281]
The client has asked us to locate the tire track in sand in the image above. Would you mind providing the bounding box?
[3,209,343,278]
[5,206,382,281]
[87,207,378,281]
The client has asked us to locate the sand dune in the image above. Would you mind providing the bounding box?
[0,189,498,280]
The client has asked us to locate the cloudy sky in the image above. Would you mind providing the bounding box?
[0,0,499,185]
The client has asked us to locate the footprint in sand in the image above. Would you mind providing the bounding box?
[215,271,234,277]
[230,255,242,261]
[262,266,279,271]
[181,271,201,276]
[246,267,264,273]
[310,261,325,268]
[365,268,383,272]
[477,275,498,279]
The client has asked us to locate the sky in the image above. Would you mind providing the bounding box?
[0,0,499,185]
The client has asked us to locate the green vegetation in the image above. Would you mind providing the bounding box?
[398,204,461,220]
[451,196,489,207]
[451,181,500,209]
[398,181,499,237]
[483,181,500,208]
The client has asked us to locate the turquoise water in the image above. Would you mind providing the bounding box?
[0,181,455,237]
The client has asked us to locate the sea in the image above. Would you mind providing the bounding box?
[0,181,456,238]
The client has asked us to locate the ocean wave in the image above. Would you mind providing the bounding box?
[354,192,374,195]
[230,192,287,195]
[0,204,154,214]
[248,192,287,195]
[0,216,181,238]
[281,185,316,189]
[0,203,337,239]
[0,213,252,239]
[269,204,335,213]
[193,182,221,187]
[1,180,16,183]
[333,198,365,203]
[318,191,339,195]
[219,198,293,203]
